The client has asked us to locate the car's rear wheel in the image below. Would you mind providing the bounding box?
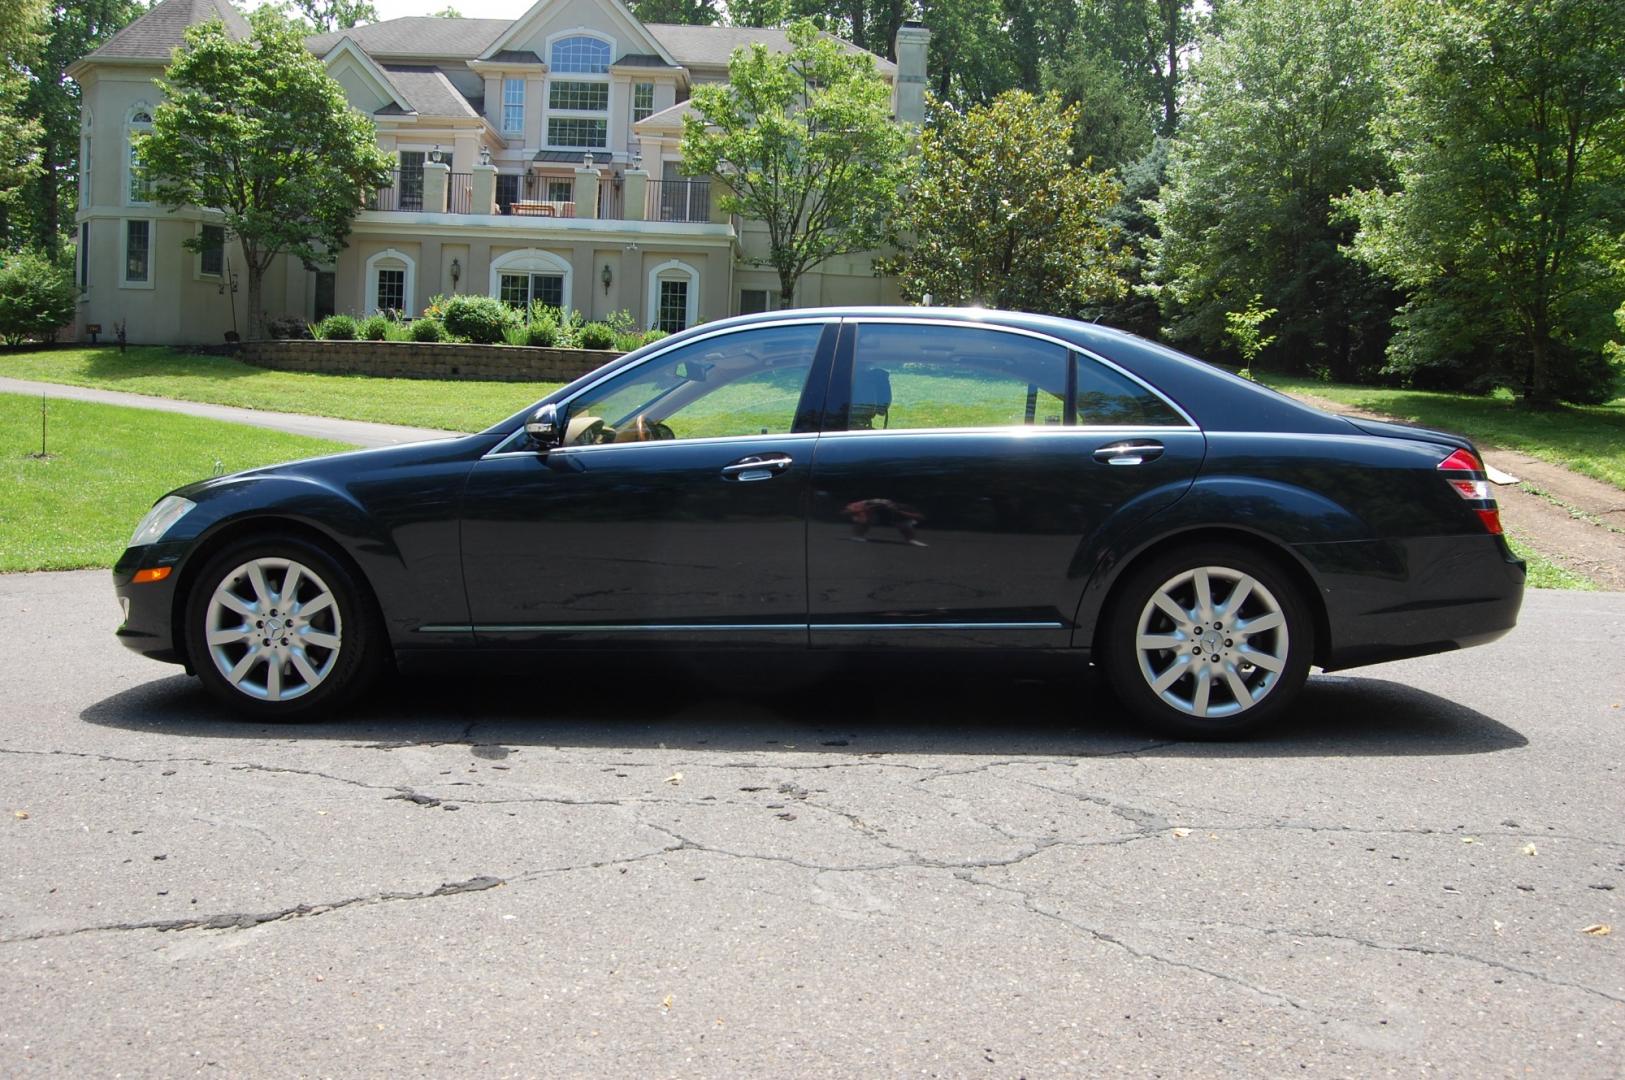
[184,534,383,718]
[1100,544,1313,738]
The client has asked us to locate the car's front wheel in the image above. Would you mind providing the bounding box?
[184,534,383,718]
[1100,544,1313,739]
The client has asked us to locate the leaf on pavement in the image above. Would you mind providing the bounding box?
[661,994,674,1009]
[1171,828,1191,838]
[1521,843,1537,856]
[1461,836,1479,844]
[12,810,27,819]
[665,772,683,785]
[1580,924,1612,936]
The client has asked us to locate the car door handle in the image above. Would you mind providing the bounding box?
[721,453,794,481]
[1093,440,1165,466]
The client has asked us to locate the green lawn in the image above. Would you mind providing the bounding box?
[0,346,562,433]
[1260,374,1625,492]
[1,394,353,572]
[1504,531,1597,591]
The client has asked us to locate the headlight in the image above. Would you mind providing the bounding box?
[128,496,196,547]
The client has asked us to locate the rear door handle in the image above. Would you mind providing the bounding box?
[721,453,794,481]
[1093,440,1165,466]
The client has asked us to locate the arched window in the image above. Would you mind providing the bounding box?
[646,259,698,333]
[126,105,153,205]
[550,35,611,73]
[491,248,572,313]
[365,249,416,316]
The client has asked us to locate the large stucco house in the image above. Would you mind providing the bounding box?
[67,0,929,344]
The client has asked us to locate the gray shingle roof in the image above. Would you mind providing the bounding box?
[379,64,481,119]
[645,23,896,76]
[306,17,509,60]
[635,98,697,129]
[84,0,249,62]
[612,53,675,68]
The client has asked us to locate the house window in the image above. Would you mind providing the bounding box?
[550,36,610,74]
[548,118,607,149]
[549,81,608,111]
[545,178,574,203]
[502,78,524,134]
[633,82,654,123]
[398,151,425,211]
[496,173,519,213]
[376,269,405,312]
[78,222,89,290]
[79,128,91,210]
[123,220,150,285]
[127,109,152,205]
[740,288,769,315]
[314,271,335,321]
[199,224,224,276]
[498,273,564,310]
[657,280,689,333]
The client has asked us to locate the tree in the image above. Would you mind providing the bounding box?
[1076,0,1207,136]
[1342,0,1625,404]
[629,0,721,24]
[289,0,376,32]
[0,0,47,229]
[885,91,1128,313]
[139,12,394,338]
[14,2,146,256]
[0,248,77,344]
[1044,47,1153,171]
[681,19,908,307]
[1148,0,1395,379]
[429,5,462,16]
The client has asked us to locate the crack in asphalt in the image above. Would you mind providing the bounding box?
[0,876,505,943]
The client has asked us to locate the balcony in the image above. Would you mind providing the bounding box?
[365,170,711,224]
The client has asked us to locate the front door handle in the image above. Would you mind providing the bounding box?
[1093,440,1165,466]
[721,453,794,482]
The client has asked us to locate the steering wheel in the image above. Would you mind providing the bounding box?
[627,415,676,442]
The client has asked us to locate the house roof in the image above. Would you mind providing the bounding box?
[306,17,509,60]
[380,64,482,119]
[645,23,896,76]
[82,0,250,63]
[635,98,697,130]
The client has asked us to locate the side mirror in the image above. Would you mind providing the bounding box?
[525,403,562,449]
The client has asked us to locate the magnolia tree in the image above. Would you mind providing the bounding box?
[681,20,908,307]
[139,12,392,338]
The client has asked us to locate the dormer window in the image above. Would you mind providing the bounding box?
[550,36,610,74]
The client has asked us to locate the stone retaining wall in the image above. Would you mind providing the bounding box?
[241,339,621,383]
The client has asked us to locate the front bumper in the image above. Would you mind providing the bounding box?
[112,542,188,665]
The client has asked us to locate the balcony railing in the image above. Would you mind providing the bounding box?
[649,179,710,223]
[447,173,474,216]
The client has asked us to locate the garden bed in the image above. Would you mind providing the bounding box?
[243,339,621,383]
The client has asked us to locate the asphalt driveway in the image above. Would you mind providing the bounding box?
[0,572,1619,1076]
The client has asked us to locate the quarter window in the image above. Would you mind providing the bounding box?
[564,323,824,444]
[1074,355,1185,426]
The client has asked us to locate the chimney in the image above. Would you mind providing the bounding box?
[892,21,930,126]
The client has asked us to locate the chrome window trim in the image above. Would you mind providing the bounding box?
[841,316,1200,430]
[815,425,1196,441]
[482,430,821,460]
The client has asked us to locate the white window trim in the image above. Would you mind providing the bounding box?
[365,248,416,316]
[120,218,155,290]
[647,258,699,332]
[544,29,612,152]
[545,29,614,75]
[632,82,655,124]
[79,111,92,211]
[490,248,572,311]
[124,102,154,208]
[194,221,226,281]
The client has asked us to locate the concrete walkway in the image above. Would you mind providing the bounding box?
[0,376,462,448]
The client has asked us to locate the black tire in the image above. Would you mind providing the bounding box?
[183,532,386,719]
[1099,542,1314,739]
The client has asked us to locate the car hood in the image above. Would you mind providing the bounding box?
[166,431,498,502]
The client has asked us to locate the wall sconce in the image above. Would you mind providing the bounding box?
[450,258,462,290]
[479,145,491,166]
[524,171,536,195]
[430,145,443,164]
[601,263,613,294]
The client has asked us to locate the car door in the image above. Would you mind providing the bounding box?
[459,319,836,648]
[806,318,1205,648]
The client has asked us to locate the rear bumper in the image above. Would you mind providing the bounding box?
[1298,534,1525,672]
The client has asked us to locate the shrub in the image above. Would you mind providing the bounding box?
[315,314,357,340]
[640,328,669,347]
[358,314,390,341]
[0,249,78,345]
[578,321,616,350]
[408,317,444,342]
[441,294,516,344]
[522,301,560,347]
[261,314,312,339]
[502,321,530,346]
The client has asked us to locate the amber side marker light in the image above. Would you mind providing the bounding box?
[132,566,173,584]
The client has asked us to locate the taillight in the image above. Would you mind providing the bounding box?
[1437,448,1502,534]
